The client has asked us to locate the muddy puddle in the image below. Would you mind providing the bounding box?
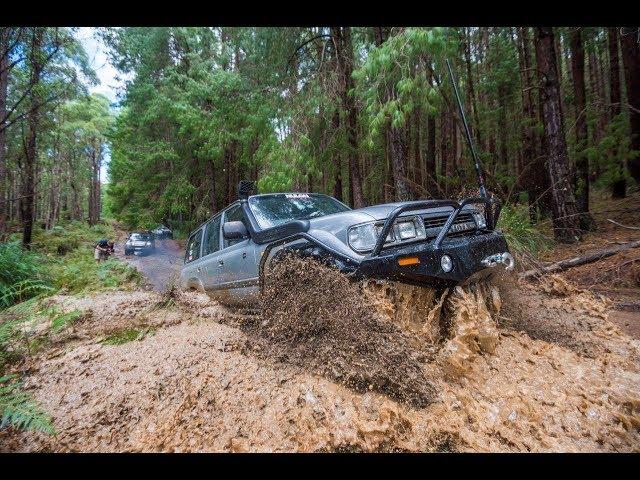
[1,256,639,452]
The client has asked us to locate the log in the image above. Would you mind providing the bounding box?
[519,239,640,279]
[607,219,640,231]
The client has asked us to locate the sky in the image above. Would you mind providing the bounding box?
[74,28,124,182]
[75,27,123,104]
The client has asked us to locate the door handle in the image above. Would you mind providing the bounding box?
[218,260,224,266]
[242,252,247,259]
[197,267,201,273]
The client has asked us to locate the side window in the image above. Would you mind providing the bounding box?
[223,204,247,248]
[203,215,222,256]
[185,229,202,264]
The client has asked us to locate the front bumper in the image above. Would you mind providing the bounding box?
[126,245,154,254]
[354,231,510,287]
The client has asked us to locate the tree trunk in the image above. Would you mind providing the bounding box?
[413,108,423,191]
[331,108,343,202]
[463,27,482,147]
[388,120,412,201]
[570,28,594,229]
[608,27,626,198]
[620,27,640,183]
[208,159,217,214]
[518,27,542,219]
[373,26,412,202]
[425,94,437,198]
[331,26,364,208]
[534,27,581,243]
[0,28,9,237]
[22,28,44,249]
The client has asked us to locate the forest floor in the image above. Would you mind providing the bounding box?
[1,194,639,452]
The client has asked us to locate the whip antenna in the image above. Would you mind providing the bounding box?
[445,58,488,199]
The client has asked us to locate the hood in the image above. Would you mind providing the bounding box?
[350,202,461,221]
[301,200,474,260]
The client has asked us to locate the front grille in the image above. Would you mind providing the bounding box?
[423,212,476,238]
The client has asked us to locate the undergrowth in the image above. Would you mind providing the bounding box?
[497,204,551,257]
[0,375,55,434]
[0,243,53,309]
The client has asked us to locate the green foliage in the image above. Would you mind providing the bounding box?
[354,28,449,140]
[592,113,635,191]
[497,204,551,256]
[49,252,139,294]
[30,220,140,295]
[50,309,83,333]
[0,243,53,309]
[101,327,152,345]
[31,221,115,256]
[0,375,55,434]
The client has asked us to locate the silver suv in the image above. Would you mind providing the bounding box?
[181,189,513,306]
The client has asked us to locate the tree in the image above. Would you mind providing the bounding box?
[331,27,364,208]
[607,27,626,198]
[569,28,594,229]
[620,27,640,183]
[21,28,45,248]
[534,27,581,243]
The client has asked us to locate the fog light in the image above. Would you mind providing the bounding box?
[441,254,453,273]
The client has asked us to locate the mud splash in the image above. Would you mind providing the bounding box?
[248,255,437,408]
[438,284,501,379]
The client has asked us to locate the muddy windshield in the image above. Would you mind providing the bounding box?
[248,194,350,229]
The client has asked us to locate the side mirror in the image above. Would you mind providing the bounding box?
[223,221,249,240]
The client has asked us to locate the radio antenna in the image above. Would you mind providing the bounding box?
[445,58,488,199]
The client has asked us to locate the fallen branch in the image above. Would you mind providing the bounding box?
[607,219,640,230]
[519,239,640,279]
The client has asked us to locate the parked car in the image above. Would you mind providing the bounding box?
[124,231,156,256]
[180,188,514,306]
[152,224,173,240]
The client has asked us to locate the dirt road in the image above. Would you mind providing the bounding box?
[1,198,639,452]
[117,238,183,292]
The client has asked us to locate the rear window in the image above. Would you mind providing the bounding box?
[248,194,349,229]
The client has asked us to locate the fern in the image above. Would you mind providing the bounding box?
[50,309,82,332]
[0,375,55,434]
[0,242,53,309]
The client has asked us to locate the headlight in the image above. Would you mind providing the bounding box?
[348,216,426,253]
[397,220,417,239]
[472,210,487,229]
[348,223,379,253]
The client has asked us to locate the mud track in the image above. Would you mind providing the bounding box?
[1,254,639,452]
[116,237,183,292]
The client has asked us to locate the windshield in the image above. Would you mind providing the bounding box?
[130,233,150,241]
[248,194,350,229]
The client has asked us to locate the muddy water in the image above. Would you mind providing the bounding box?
[1,260,639,452]
[117,239,183,292]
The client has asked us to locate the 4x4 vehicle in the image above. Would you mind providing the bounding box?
[180,186,514,306]
[124,231,156,256]
[152,225,173,240]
